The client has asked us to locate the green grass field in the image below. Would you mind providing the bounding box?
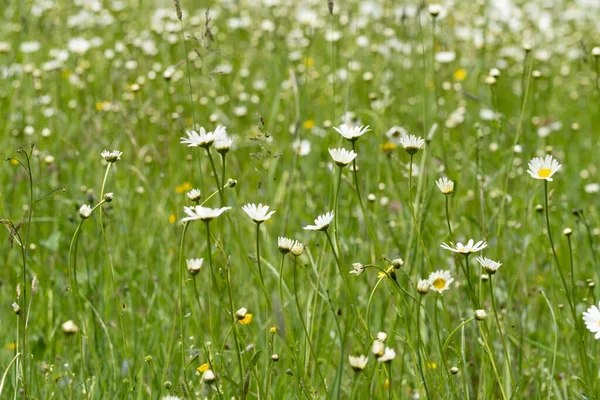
[2,0,600,398]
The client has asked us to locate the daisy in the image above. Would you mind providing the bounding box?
[180,127,217,148]
[328,148,357,167]
[371,340,384,356]
[399,134,425,154]
[278,236,296,254]
[242,203,276,224]
[215,138,233,154]
[476,256,502,274]
[386,126,408,140]
[303,211,334,231]
[436,177,454,195]
[101,150,122,163]
[377,348,396,363]
[583,303,600,339]
[187,189,201,202]
[182,205,231,222]
[440,239,487,254]
[290,241,304,256]
[428,270,454,293]
[417,279,430,294]
[186,258,203,275]
[348,355,368,372]
[527,155,562,181]
[333,123,371,142]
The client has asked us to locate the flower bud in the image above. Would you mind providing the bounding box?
[103,192,114,202]
[475,309,487,321]
[563,228,572,237]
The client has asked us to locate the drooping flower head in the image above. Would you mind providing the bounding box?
[79,204,92,219]
[186,258,204,275]
[527,155,561,181]
[278,236,297,254]
[334,124,370,142]
[182,205,231,222]
[377,348,396,363]
[428,270,454,293]
[350,263,365,276]
[348,355,368,372]
[328,148,357,167]
[242,203,276,224]
[440,239,487,255]
[303,211,334,231]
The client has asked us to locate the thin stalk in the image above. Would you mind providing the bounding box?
[415,295,431,399]
[177,222,191,394]
[540,290,558,400]
[543,181,591,388]
[334,166,342,253]
[351,141,382,260]
[225,262,245,399]
[488,275,514,389]
[478,322,507,400]
[567,235,576,296]
[206,148,224,205]
[407,153,433,273]
[444,195,453,240]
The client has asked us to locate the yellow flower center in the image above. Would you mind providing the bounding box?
[537,168,551,178]
[432,278,446,290]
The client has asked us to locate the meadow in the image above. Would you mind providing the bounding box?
[1,0,600,398]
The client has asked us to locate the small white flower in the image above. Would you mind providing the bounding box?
[428,270,454,293]
[180,126,226,148]
[101,150,122,163]
[527,155,562,181]
[583,303,600,339]
[215,138,233,154]
[292,139,311,156]
[440,239,487,254]
[328,148,357,167]
[303,211,334,231]
[350,263,365,276]
[417,279,430,294]
[79,204,92,219]
[436,177,454,195]
[333,124,371,142]
[202,369,217,383]
[348,355,368,371]
[61,320,79,334]
[242,203,276,224]
[290,241,304,256]
[187,189,201,202]
[182,205,231,222]
[399,134,425,155]
[186,258,204,275]
[278,237,297,253]
[476,256,502,274]
[236,307,248,320]
[68,38,91,55]
[386,126,408,140]
[376,332,387,342]
[371,340,384,357]
[377,347,396,363]
[435,51,456,64]
[428,3,443,17]
[475,309,487,321]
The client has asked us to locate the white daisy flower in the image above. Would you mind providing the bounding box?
[187,189,201,202]
[328,148,357,167]
[377,347,396,363]
[399,134,425,154]
[333,123,371,142]
[242,203,276,224]
[202,369,217,383]
[440,239,487,254]
[180,127,217,148]
[376,332,387,342]
[278,237,297,253]
[303,211,334,231]
[290,241,304,256]
[79,204,92,219]
[371,340,384,356]
[101,150,123,163]
[350,263,365,276]
[527,155,562,181]
[386,126,408,140]
[182,205,231,222]
[417,279,430,294]
[583,303,600,339]
[292,139,311,156]
[186,258,203,275]
[436,177,454,195]
[348,355,368,372]
[476,256,502,274]
[428,270,454,293]
[215,138,233,154]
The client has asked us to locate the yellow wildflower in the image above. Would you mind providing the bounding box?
[197,363,209,373]
[453,68,467,81]
[239,314,253,325]
[303,120,315,130]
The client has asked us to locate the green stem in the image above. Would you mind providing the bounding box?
[206,148,224,205]
[178,222,191,393]
[489,275,514,389]
[415,296,431,399]
[225,261,245,399]
[445,195,453,240]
